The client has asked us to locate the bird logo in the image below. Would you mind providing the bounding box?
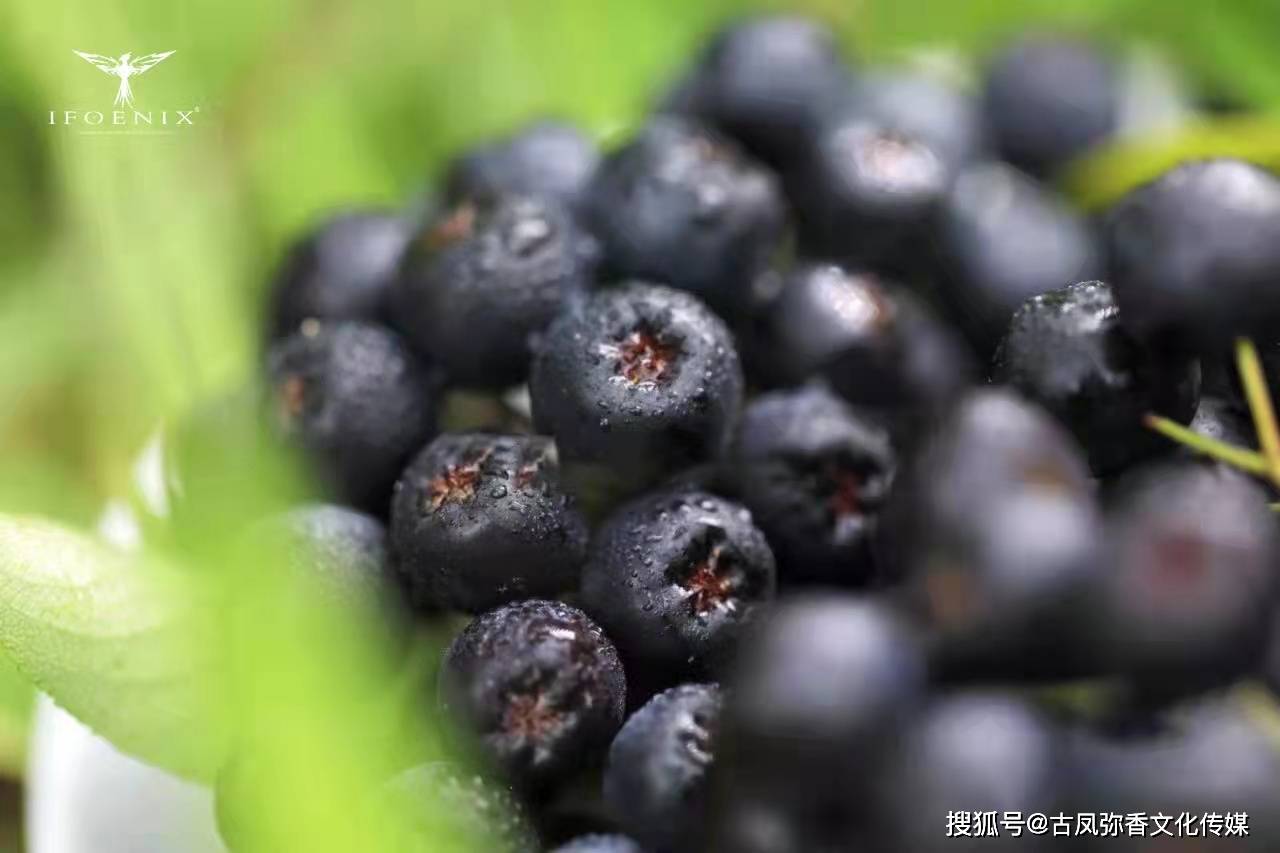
[73,50,176,108]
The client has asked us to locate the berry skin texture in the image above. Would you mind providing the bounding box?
[732,385,894,587]
[982,34,1119,178]
[376,763,537,853]
[1104,158,1280,346]
[932,161,1103,356]
[444,119,600,209]
[874,694,1058,853]
[665,15,849,167]
[530,283,745,495]
[266,209,412,341]
[879,389,1102,681]
[393,194,600,388]
[793,119,952,272]
[1094,463,1278,696]
[439,600,627,791]
[549,835,644,853]
[604,683,722,853]
[581,489,775,684]
[583,118,786,316]
[266,321,438,512]
[992,280,1201,476]
[390,433,587,613]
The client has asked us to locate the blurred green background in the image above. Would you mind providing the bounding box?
[1,0,1279,849]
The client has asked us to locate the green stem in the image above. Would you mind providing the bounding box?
[1143,414,1271,476]
[1235,338,1280,487]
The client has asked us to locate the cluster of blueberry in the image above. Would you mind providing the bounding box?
[221,15,1280,853]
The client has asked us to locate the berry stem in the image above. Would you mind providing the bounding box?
[1235,338,1280,485]
[1142,414,1270,476]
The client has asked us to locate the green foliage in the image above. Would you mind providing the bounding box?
[1,0,1280,849]
[0,517,226,780]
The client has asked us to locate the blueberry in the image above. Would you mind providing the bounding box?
[530,283,744,497]
[1066,700,1280,846]
[549,835,644,853]
[1104,158,1280,346]
[745,264,976,422]
[266,210,413,341]
[792,118,952,273]
[604,683,721,852]
[444,119,600,208]
[580,489,775,684]
[844,70,987,172]
[992,280,1201,475]
[266,321,438,512]
[731,385,894,587]
[393,194,599,388]
[712,597,925,849]
[376,763,537,853]
[879,389,1102,680]
[1093,463,1277,695]
[982,34,1119,177]
[663,15,850,167]
[390,433,587,613]
[873,694,1060,853]
[440,600,626,791]
[583,118,786,316]
[808,274,976,433]
[931,161,1104,356]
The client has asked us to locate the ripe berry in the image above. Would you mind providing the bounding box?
[266,209,412,341]
[932,161,1103,356]
[793,118,952,272]
[982,34,1119,177]
[444,119,600,208]
[1104,158,1280,346]
[1066,700,1280,843]
[549,836,643,853]
[714,597,925,848]
[812,278,976,435]
[880,389,1102,680]
[439,600,626,791]
[1093,463,1278,695]
[266,321,438,512]
[746,264,976,424]
[390,433,587,613]
[992,280,1200,475]
[376,763,537,853]
[874,694,1059,853]
[846,71,987,172]
[530,283,744,497]
[583,118,786,316]
[393,194,600,388]
[664,15,849,167]
[604,683,722,852]
[580,489,775,685]
[732,385,894,587]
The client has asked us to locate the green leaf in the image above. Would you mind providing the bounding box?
[0,515,226,781]
[0,652,33,778]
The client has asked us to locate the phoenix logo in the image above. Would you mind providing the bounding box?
[73,50,176,107]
